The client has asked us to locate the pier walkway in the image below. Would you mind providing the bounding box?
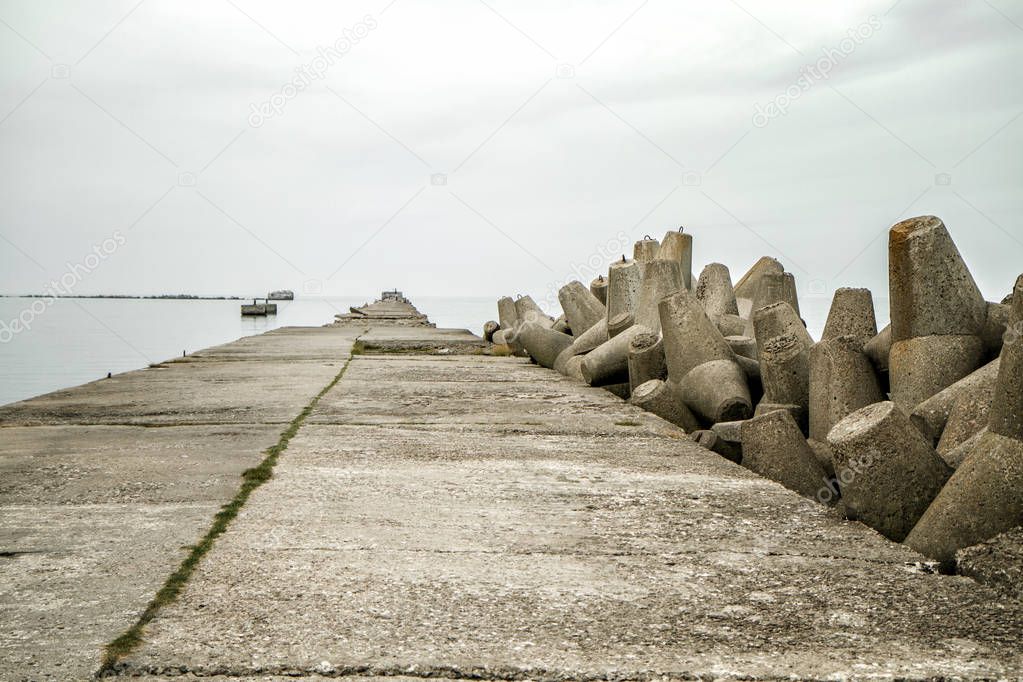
[2,325,1022,680]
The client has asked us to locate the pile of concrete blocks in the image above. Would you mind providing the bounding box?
[490,216,1021,578]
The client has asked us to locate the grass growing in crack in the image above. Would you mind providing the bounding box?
[97,354,355,676]
[614,420,641,427]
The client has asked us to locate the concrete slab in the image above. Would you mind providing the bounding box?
[0,327,357,681]
[116,354,1023,680]
[0,327,360,426]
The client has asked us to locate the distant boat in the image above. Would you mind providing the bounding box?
[268,290,294,300]
[241,298,278,316]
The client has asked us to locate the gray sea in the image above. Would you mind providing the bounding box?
[0,293,886,407]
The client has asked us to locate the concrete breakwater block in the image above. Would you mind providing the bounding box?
[734,256,784,302]
[988,274,1023,440]
[822,287,878,346]
[726,335,758,360]
[553,314,571,335]
[910,358,1000,448]
[497,296,525,355]
[709,419,744,462]
[755,302,814,416]
[827,401,953,542]
[956,526,1023,601]
[606,257,642,326]
[741,409,832,502]
[656,229,694,290]
[659,290,751,423]
[889,216,987,341]
[633,235,660,263]
[559,281,606,337]
[581,325,648,387]
[589,274,608,305]
[981,301,1011,359]
[497,296,518,330]
[518,324,573,369]
[554,319,610,375]
[752,271,801,321]
[483,320,500,343]
[514,295,555,329]
[627,330,666,393]
[629,379,699,432]
[634,259,684,335]
[903,275,1023,565]
[889,216,987,407]
[607,311,635,338]
[808,336,885,443]
[905,430,1023,566]
[864,324,892,374]
[696,263,739,323]
[890,334,985,410]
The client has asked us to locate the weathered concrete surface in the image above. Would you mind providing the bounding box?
[0,327,356,427]
[0,326,361,681]
[113,351,1023,680]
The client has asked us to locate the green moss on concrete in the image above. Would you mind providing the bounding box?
[97,353,356,675]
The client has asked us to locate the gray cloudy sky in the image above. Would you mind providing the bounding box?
[1,0,1021,307]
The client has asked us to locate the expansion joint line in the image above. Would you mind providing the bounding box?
[95,334,364,677]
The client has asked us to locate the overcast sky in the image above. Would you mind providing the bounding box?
[1,0,1021,309]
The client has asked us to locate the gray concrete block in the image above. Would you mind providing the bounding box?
[754,303,814,416]
[828,402,952,542]
[606,258,642,326]
[634,259,684,335]
[660,290,751,423]
[808,336,885,443]
[989,274,1023,440]
[590,274,608,306]
[889,215,987,341]
[633,235,660,263]
[627,330,666,393]
[751,271,801,321]
[956,526,1023,601]
[864,324,892,374]
[696,263,739,322]
[558,281,606,337]
[581,325,648,387]
[709,419,745,463]
[656,229,694,290]
[741,409,831,502]
[497,296,518,330]
[514,295,554,329]
[910,358,1000,447]
[607,311,635,339]
[629,379,699,432]
[734,256,784,301]
[905,430,1023,568]
[821,288,877,347]
[890,334,984,410]
[518,324,573,369]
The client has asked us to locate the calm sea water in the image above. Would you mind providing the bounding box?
[0,296,498,406]
[0,294,887,407]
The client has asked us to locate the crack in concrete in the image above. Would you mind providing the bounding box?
[106,661,834,681]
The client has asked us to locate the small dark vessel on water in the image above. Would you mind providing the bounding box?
[268,290,295,301]
[241,298,278,316]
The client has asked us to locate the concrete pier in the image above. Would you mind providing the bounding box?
[3,325,1023,680]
